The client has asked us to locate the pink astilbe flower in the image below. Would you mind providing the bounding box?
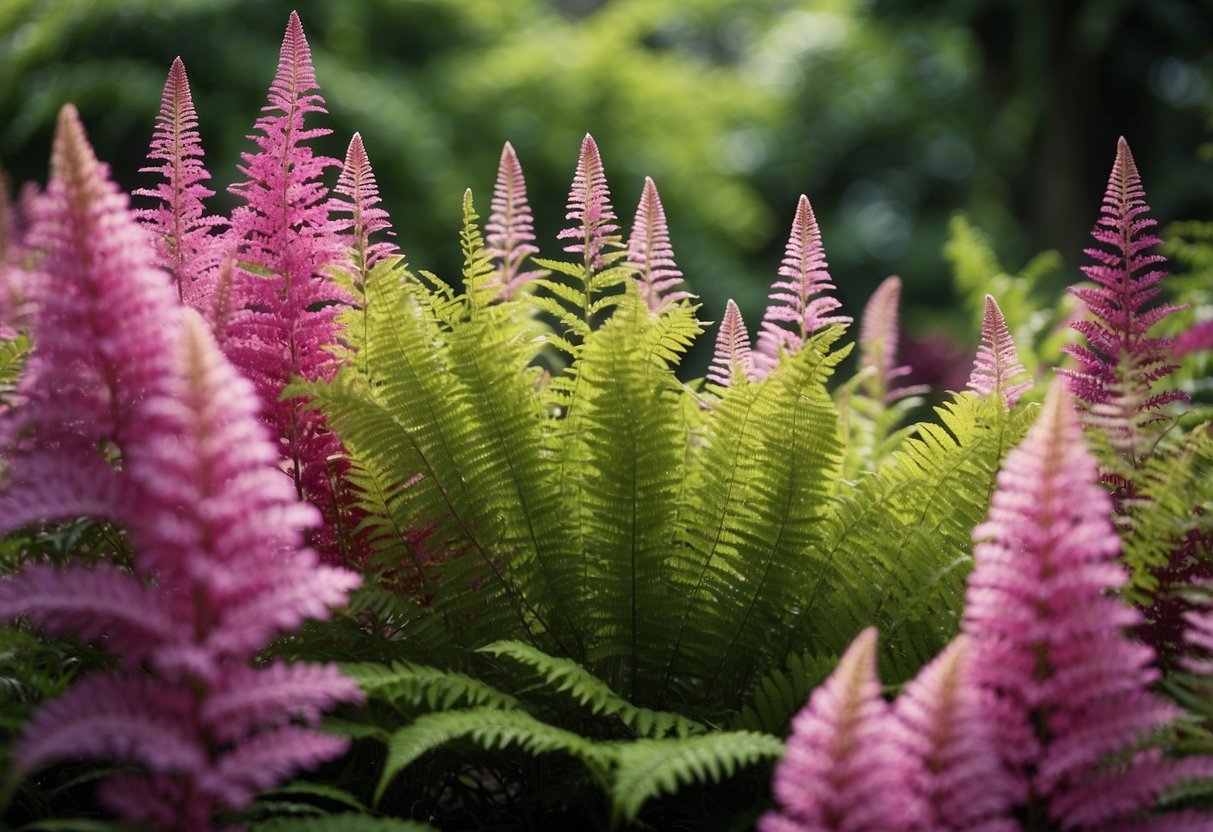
[856,275,927,403]
[1060,137,1186,460]
[0,105,177,530]
[891,636,1019,832]
[224,11,354,561]
[333,131,398,276]
[968,293,1032,408]
[706,298,752,387]
[1175,319,1213,357]
[760,628,910,832]
[134,56,226,305]
[556,133,623,273]
[485,141,546,299]
[963,383,1213,830]
[0,106,360,831]
[626,176,691,311]
[752,195,851,379]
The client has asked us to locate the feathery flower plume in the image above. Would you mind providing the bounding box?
[1060,137,1186,460]
[485,141,545,299]
[752,195,850,378]
[0,105,177,531]
[963,383,1213,829]
[0,105,360,830]
[891,636,1019,832]
[706,298,752,388]
[134,56,225,305]
[556,133,623,273]
[759,628,910,832]
[333,131,398,277]
[856,275,927,402]
[224,11,353,561]
[626,176,691,311]
[967,293,1032,408]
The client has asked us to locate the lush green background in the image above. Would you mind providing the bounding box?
[2,0,1210,376]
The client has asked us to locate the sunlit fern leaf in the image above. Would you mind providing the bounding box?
[373,707,610,805]
[344,660,520,712]
[459,189,497,318]
[253,814,436,832]
[478,640,703,738]
[561,287,698,695]
[729,648,837,736]
[801,392,1035,682]
[661,325,849,707]
[608,731,785,824]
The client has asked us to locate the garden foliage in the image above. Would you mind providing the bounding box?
[2,10,1213,832]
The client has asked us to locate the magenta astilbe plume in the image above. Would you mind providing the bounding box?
[486,141,545,299]
[856,275,927,403]
[891,636,1019,832]
[134,56,225,306]
[557,133,623,272]
[752,195,851,379]
[225,11,354,561]
[1176,319,1213,356]
[968,293,1032,408]
[760,628,910,832]
[0,105,178,531]
[1060,137,1186,459]
[706,298,752,388]
[626,176,691,311]
[963,383,1213,829]
[333,131,398,276]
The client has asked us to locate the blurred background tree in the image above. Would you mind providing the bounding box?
[2,0,1210,378]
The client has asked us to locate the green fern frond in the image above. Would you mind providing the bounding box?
[374,707,609,805]
[345,660,520,711]
[730,648,836,735]
[802,392,1035,681]
[252,814,436,832]
[478,640,703,738]
[459,189,497,318]
[662,325,849,706]
[607,731,785,824]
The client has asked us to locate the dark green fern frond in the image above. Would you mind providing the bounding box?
[253,815,436,832]
[345,660,520,712]
[607,731,785,825]
[459,188,497,318]
[801,392,1035,681]
[374,707,610,805]
[561,288,696,695]
[662,325,849,706]
[729,648,836,736]
[478,640,703,738]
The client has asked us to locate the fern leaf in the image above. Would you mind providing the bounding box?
[478,640,702,738]
[344,660,519,711]
[609,730,784,824]
[374,707,608,805]
[730,649,836,736]
[663,326,849,705]
[458,189,497,318]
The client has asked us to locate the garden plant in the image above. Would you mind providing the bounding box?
[3,10,1213,832]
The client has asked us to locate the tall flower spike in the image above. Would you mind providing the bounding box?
[963,383,1213,829]
[8,313,361,830]
[134,56,225,305]
[967,293,1031,408]
[225,11,353,562]
[626,176,691,311]
[760,628,911,832]
[1060,137,1186,459]
[556,133,623,273]
[706,298,752,388]
[486,141,545,299]
[891,636,1019,832]
[0,105,178,531]
[856,275,927,403]
[752,195,850,378]
[333,131,398,276]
